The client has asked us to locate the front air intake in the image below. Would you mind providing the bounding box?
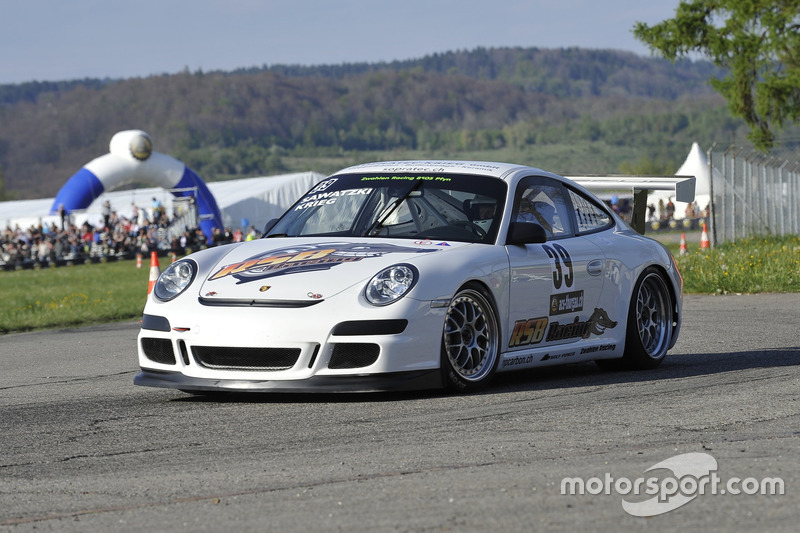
[192,346,301,371]
[141,338,176,365]
[328,343,380,369]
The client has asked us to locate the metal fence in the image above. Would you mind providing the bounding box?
[708,146,800,246]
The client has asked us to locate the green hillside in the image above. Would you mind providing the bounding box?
[0,46,758,201]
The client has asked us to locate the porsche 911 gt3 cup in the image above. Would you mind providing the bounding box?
[135,160,694,393]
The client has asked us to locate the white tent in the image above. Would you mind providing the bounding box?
[211,172,324,229]
[649,142,724,220]
[0,171,325,231]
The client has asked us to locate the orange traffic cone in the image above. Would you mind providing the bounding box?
[170,251,177,263]
[147,251,161,294]
[700,222,710,250]
[679,233,687,255]
[136,253,142,269]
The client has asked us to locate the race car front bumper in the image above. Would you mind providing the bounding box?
[134,368,443,393]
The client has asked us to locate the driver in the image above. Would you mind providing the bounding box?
[466,200,496,233]
[477,203,496,220]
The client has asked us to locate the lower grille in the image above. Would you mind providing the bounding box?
[141,338,176,365]
[328,343,380,369]
[192,346,301,371]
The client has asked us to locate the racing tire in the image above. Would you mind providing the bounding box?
[599,267,673,370]
[441,284,500,392]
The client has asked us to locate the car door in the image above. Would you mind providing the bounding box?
[505,176,607,352]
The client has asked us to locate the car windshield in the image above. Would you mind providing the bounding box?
[266,173,507,244]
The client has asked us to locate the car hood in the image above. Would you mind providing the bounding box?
[196,238,462,304]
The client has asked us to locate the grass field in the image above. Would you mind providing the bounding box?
[671,234,800,295]
[0,259,154,334]
[1,235,798,334]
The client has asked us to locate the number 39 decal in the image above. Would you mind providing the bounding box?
[543,243,573,289]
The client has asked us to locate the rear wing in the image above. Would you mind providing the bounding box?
[565,175,696,235]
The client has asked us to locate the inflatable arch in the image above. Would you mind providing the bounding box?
[49,130,222,239]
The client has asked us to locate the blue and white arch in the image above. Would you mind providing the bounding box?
[49,130,222,238]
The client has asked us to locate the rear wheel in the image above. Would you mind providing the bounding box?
[600,268,673,370]
[441,285,500,392]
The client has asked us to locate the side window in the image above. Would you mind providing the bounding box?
[512,177,573,238]
[568,189,613,233]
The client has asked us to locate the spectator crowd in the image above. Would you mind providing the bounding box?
[1,199,260,270]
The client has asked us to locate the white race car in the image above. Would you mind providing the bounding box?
[135,160,694,394]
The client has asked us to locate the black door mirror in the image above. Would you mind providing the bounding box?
[262,218,278,235]
[506,222,547,245]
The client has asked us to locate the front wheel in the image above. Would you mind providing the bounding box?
[441,285,500,392]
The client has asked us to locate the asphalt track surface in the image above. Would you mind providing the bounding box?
[0,294,797,532]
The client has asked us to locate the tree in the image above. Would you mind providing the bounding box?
[0,167,9,201]
[634,0,800,151]
[618,156,677,175]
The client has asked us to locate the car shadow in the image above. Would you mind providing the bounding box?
[490,346,800,393]
[169,346,798,404]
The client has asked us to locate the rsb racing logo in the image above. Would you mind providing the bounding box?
[508,308,616,348]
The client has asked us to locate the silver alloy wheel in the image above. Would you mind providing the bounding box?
[635,272,671,357]
[443,289,499,382]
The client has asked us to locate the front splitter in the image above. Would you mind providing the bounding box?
[134,368,443,393]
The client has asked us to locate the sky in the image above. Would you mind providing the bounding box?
[0,0,681,85]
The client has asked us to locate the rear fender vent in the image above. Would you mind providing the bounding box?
[328,343,380,369]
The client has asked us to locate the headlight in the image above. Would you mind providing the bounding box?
[365,264,418,306]
[153,260,197,301]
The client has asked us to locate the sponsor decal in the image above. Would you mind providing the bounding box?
[579,344,616,355]
[293,187,371,211]
[546,308,617,342]
[502,350,576,367]
[208,242,437,283]
[508,317,548,347]
[502,354,534,368]
[541,352,575,361]
[414,240,450,246]
[550,290,584,316]
[359,175,452,182]
[309,178,337,193]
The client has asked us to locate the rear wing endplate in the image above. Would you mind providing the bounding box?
[566,175,696,235]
